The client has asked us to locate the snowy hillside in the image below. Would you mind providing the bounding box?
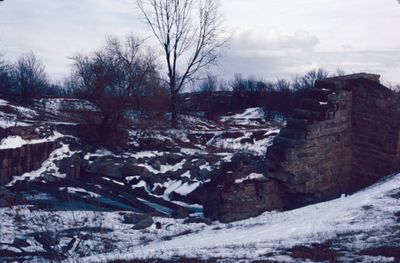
[1,173,399,262]
[0,98,399,262]
[84,173,400,262]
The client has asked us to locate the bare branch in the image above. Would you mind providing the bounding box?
[136,0,228,126]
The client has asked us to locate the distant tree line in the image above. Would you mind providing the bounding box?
[184,68,345,121]
[0,42,349,149]
[0,52,63,104]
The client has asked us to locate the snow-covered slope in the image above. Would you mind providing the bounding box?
[0,100,398,262]
[220,107,268,126]
[83,173,400,262]
[1,173,399,262]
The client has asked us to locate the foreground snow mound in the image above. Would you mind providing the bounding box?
[2,172,395,262]
[82,173,399,262]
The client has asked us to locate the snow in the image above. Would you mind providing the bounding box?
[208,128,279,156]
[0,99,38,127]
[0,116,30,128]
[137,159,186,174]
[0,136,27,149]
[163,180,183,197]
[220,107,266,126]
[0,131,64,150]
[0,103,397,261]
[7,143,76,185]
[131,180,148,190]
[37,98,96,114]
[66,187,101,198]
[1,168,399,262]
[173,182,201,196]
[83,173,400,262]
[235,173,266,184]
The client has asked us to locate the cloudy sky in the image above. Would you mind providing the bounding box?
[1,0,400,84]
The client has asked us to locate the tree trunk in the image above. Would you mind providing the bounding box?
[170,91,177,128]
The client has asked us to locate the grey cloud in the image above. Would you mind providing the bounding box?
[218,27,319,79]
[218,27,400,83]
[232,28,319,53]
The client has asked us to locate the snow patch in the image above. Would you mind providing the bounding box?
[0,131,64,150]
[235,173,266,184]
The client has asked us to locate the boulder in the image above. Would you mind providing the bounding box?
[138,138,174,151]
[152,185,166,196]
[34,231,59,247]
[196,169,210,181]
[122,164,150,177]
[58,153,89,179]
[0,187,18,207]
[193,159,207,167]
[86,160,123,178]
[183,216,212,225]
[164,153,185,165]
[132,216,154,230]
[150,160,161,171]
[122,213,149,224]
[13,237,30,248]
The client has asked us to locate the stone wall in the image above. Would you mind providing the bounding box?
[350,78,400,187]
[205,73,400,222]
[267,73,400,207]
[266,79,354,207]
[0,142,58,185]
[204,179,285,223]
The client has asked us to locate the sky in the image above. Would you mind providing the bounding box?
[0,0,400,84]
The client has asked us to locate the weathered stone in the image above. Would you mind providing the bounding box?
[86,160,123,178]
[138,137,174,151]
[206,73,400,222]
[59,153,88,179]
[183,216,212,225]
[132,216,154,230]
[204,180,285,223]
[122,213,149,224]
[121,164,150,177]
[13,237,30,248]
[151,160,161,171]
[0,187,17,207]
[0,141,58,185]
[164,153,184,165]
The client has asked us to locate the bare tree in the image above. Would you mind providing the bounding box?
[137,0,227,127]
[71,35,160,149]
[292,68,329,91]
[12,52,48,104]
[0,54,12,97]
[105,35,160,104]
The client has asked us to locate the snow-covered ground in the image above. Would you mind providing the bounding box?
[1,173,399,262]
[86,173,400,262]
[0,99,38,128]
[0,131,64,150]
[1,99,398,262]
[220,107,268,126]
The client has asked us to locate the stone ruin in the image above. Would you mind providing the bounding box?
[0,142,58,185]
[204,73,400,222]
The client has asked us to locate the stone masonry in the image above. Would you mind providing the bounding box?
[0,142,58,185]
[205,73,400,222]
